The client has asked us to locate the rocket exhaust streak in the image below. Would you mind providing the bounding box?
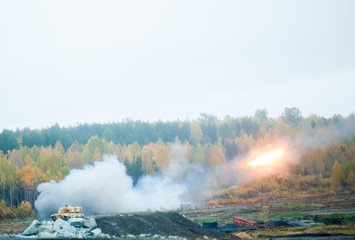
[249,149,285,168]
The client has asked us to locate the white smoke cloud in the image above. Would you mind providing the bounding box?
[35,156,186,217]
[164,144,250,203]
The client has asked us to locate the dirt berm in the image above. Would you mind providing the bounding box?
[96,212,239,239]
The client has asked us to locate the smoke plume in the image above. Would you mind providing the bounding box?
[294,117,355,150]
[35,156,186,217]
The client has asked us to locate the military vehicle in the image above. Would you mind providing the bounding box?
[50,204,84,221]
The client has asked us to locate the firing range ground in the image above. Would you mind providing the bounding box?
[95,211,238,239]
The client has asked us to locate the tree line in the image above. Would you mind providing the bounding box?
[0,107,313,153]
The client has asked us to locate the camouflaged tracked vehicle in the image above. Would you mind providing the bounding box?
[50,204,84,221]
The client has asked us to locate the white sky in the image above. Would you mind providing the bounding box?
[0,0,354,131]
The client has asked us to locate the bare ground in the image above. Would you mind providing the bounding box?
[95,212,239,239]
[0,221,30,234]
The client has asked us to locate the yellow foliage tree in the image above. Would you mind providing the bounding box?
[141,146,155,175]
[209,145,225,167]
[190,121,203,145]
[14,201,34,218]
[66,149,85,169]
[0,200,13,219]
[330,161,342,191]
[54,140,65,155]
[152,143,170,169]
[235,132,255,154]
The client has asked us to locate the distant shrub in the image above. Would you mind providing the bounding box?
[0,200,34,219]
[0,200,13,219]
[13,201,35,218]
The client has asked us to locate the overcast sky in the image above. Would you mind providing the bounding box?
[0,0,354,131]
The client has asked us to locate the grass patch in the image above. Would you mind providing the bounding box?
[272,203,323,209]
[224,209,247,214]
[312,213,355,225]
[195,212,355,226]
[255,224,355,238]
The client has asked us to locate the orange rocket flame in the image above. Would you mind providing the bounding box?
[249,149,285,168]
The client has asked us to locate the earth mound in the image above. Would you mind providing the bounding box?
[95,212,238,239]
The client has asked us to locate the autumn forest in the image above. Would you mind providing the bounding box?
[0,107,355,219]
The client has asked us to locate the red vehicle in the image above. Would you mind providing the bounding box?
[233,217,260,228]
